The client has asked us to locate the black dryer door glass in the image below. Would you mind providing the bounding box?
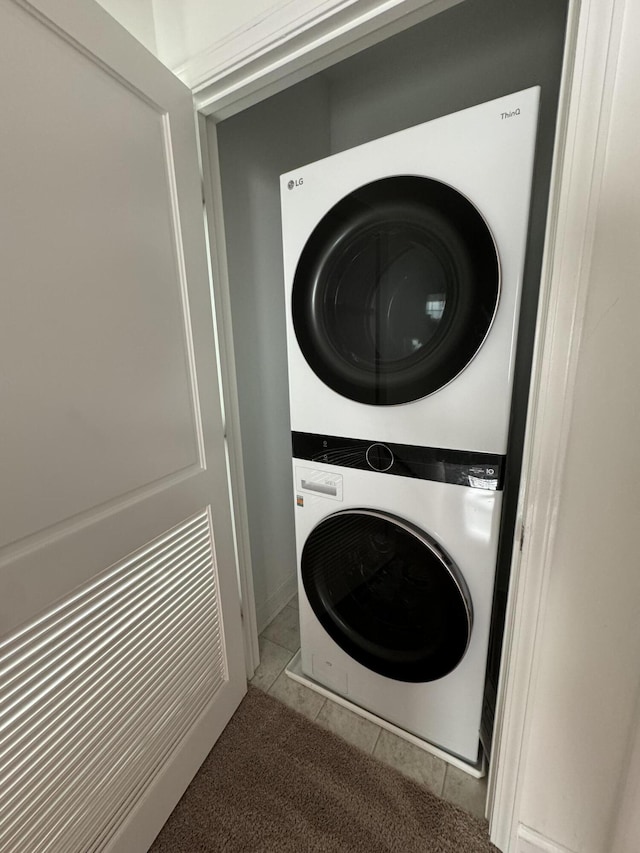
[301,510,472,682]
[292,176,499,405]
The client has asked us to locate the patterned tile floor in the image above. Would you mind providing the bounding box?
[250,596,488,820]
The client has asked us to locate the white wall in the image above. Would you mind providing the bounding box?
[94,0,157,54]
[151,0,278,71]
[516,0,640,849]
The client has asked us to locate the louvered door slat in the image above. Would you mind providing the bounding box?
[1,566,213,818]
[0,548,212,766]
[2,568,216,845]
[21,636,216,853]
[1,516,210,684]
[1,535,211,718]
[0,510,226,853]
[73,659,216,853]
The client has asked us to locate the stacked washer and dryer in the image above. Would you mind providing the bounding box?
[279,88,540,766]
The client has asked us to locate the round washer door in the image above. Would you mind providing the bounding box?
[292,176,499,405]
[301,509,472,683]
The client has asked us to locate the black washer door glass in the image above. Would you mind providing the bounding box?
[292,176,499,405]
[301,510,472,682]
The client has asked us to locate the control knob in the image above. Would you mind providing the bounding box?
[366,443,394,472]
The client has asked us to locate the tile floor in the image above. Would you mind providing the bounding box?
[250,596,488,820]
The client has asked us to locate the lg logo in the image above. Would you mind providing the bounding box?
[287,177,304,190]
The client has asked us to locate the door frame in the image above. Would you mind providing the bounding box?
[198,116,261,677]
[188,0,622,847]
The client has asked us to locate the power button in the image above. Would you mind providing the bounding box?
[366,443,394,472]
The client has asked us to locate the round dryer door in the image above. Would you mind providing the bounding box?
[292,176,499,405]
[301,509,472,682]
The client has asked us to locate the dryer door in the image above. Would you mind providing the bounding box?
[301,509,472,682]
[292,176,499,405]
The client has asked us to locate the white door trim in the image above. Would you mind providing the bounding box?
[191,0,464,119]
[185,0,623,847]
[198,115,261,677]
[487,0,626,848]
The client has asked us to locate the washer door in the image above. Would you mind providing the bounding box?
[292,176,499,405]
[301,509,472,682]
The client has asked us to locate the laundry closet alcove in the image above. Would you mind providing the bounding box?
[203,0,568,814]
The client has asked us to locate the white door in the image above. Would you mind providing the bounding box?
[0,2,246,851]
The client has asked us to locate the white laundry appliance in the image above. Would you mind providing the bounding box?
[281,90,540,764]
[291,441,503,764]
[281,87,540,454]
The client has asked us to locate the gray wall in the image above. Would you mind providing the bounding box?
[216,0,567,639]
[217,78,331,630]
[327,0,566,156]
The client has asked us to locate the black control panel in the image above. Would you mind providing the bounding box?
[292,431,505,491]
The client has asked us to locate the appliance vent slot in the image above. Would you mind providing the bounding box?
[0,509,226,853]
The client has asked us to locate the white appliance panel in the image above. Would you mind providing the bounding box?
[293,459,502,762]
[281,88,539,453]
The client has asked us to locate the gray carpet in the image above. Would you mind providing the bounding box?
[149,686,498,852]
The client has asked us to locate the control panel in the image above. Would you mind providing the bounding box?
[292,431,504,491]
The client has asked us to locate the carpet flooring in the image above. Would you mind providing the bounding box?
[149,686,498,852]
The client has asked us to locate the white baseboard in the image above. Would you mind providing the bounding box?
[255,574,297,633]
[517,825,578,853]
